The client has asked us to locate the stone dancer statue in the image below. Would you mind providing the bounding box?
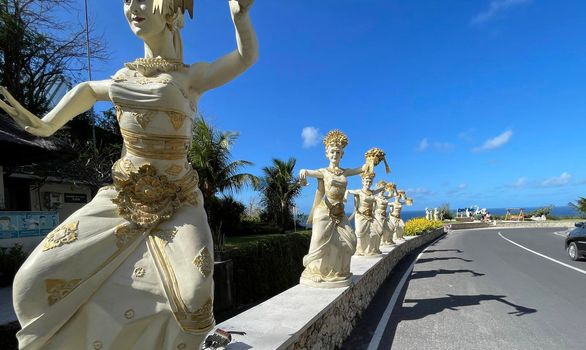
[0,0,258,348]
[390,190,413,241]
[425,207,431,220]
[298,130,365,288]
[433,207,440,221]
[374,181,396,246]
[348,173,387,256]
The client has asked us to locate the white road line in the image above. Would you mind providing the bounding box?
[552,231,569,238]
[367,235,444,350]
[497,232,586,276]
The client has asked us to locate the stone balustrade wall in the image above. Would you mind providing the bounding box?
[217,228,445,350]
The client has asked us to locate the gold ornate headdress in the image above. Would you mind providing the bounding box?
[361,172,375,180]
[154,0,194,18]
[405,197,414,206]
[376,180,386,188]
[385,182,396,192]
[397,189,406,198]
[323,130,349,149]
[364,147,390,175]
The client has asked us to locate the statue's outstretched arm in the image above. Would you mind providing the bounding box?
[372,187,386,195]
[189,0,258,94]
[344,164,367,177]
[299,169,322,186]
[0,80,110,137]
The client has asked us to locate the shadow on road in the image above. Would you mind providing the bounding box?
[411,269,485,280]
[400,294,537,320]
[379,294,538,348]
[417,257,473,264]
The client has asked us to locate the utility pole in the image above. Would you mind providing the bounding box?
[84,0,97,150]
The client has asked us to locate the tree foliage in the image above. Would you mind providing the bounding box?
[569,197,586,218]
[259,158,301,231]
[0,0,106,115]
[188,117,259,204]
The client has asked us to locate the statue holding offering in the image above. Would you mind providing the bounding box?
[299,130,366,288]
[374,181,396,246]
[390,190,413,241]
[0,0,258,349]
[348,148,390,256]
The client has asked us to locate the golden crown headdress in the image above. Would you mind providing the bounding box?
[154,0,194,18]
[364,147,390,175]
[361,172,375,180]
[323,130,349,149]
[376,180,386,188]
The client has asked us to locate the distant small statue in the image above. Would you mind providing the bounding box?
[433,207,440,221]
[425,207,432,220]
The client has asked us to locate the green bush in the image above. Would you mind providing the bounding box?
[221,231,310,306]
[0,244,27,287]
[405,218,444,236]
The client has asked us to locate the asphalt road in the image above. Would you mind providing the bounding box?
[342,227,586,350]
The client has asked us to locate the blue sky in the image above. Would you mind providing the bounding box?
[74,0,586,213]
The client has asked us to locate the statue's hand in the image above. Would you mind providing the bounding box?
[0,87,55,137]
[299,169,308,186]
[229,0,254,17]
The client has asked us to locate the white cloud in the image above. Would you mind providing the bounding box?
[433,142,455,152]
[541,172,572,187]
[447,184,467,195]
[417,138,429,152]
[417,138,454,152]
[473,130,513,152]
[407,188,433,197]
[471,0,531,25]
[458,128,476,142]
[511,177,527,188]
[301,126,320,148]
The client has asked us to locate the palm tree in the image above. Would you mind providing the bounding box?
[260,158,302,231]
[569,197,586,218]
[189,117,260,204]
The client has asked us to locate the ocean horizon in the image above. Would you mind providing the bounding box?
[400,205,582,221]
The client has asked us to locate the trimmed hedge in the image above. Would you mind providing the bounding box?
[221,231,311,307]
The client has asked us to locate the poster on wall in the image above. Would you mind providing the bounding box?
[0,211,59,239]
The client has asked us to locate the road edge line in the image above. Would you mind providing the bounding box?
[366,235,445,350]
[497,232,586,276]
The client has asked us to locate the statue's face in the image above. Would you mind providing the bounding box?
[326,146,343,163]
[362,177,372,188]
[124,0,166,40]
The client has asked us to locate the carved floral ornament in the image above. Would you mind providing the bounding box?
[192,246,212,278]
[112,164,183,228]
[43,221,79,252]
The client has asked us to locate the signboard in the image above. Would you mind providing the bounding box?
[64,193,88,204]
[0,211,59,239]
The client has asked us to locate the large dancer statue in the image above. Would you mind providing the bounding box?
[298,130,365,288]
[0,0,258,349]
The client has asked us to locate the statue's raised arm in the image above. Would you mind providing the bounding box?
[188,0,258,93]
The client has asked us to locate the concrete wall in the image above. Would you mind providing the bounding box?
[216,229,445,349]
